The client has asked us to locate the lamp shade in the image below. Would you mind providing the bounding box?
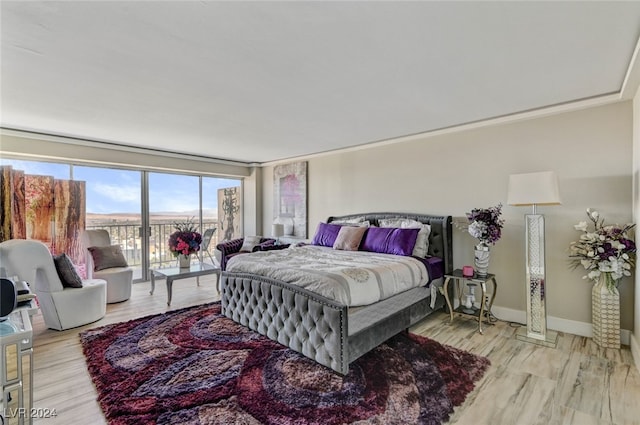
[272,223,284,238]
[507,171,561,206]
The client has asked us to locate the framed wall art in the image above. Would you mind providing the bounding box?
[273,161,307,238]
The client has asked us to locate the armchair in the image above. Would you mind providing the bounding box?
[82,229,133,303]
[0,239,107,330]
[216,237,276,271]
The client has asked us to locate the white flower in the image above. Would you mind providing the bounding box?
[580,259,593,269]
[574,221,588,232]
[569,209,636,286]
[587,270,601,280]
[468,221,487,239]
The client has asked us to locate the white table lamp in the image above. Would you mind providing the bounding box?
[507,171,561,347]
[272,223,284,245]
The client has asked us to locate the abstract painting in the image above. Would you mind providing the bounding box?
[273,161,307,238]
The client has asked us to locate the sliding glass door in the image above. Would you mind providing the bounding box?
[73,166,143,279]
[148,172,200,270]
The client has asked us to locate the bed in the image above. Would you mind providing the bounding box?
[220,212,453,375]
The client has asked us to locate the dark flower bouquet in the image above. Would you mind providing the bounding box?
[569,208,635,291]
[168,218,202,257]
[466,204,504,246]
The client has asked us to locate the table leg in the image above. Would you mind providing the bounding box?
[150,270,156,295]
[166,277,173,306]
[443,277,454,323]
[479,282,487,334]
[489,277,497,310]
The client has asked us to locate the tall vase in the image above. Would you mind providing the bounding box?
[591,273,620,349]
[178,253,191,268]
[474,243,490,277]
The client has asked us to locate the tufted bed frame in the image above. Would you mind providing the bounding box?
[220,212,453,375]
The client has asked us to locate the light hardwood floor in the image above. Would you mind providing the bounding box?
[29,278,640,425]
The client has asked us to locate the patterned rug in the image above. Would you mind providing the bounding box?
[80,302,490,425]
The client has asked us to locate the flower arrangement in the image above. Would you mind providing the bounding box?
[466,204,505,247]
[569,208,636,291]
[168,218,202,257]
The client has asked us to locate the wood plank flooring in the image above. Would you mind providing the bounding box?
[29,278,640,425]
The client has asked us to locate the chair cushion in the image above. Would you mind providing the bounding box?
[53,253,83,288]
[88,245,129,271]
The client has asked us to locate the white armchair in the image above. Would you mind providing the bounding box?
[82,229,133,303]
[0,239,107,330]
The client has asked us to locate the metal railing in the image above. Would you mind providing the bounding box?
[86,220,219,268]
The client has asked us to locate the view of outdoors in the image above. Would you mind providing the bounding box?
[0,158,242,281]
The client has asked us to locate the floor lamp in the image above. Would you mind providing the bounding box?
[507,171,561,348]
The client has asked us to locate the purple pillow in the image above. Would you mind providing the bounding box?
[311,222,343,247]
[361,227,420,256]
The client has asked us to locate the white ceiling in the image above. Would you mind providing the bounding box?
[2,1,640,164]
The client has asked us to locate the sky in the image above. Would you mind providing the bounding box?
[0,158,240,215]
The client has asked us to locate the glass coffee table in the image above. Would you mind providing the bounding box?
[149,262,220,306]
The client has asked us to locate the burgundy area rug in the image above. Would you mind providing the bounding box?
[80,302,490,425]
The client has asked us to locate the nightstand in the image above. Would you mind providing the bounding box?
[443,269,498,334]
[1,308,33,424]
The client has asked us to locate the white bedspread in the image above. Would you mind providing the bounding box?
[226,245,429,306]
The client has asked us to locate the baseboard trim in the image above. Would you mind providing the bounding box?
[631,334,640,373]
[490,305,631,346]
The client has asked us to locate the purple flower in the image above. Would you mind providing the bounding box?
[569,209,636,286]
[466,204,504,246]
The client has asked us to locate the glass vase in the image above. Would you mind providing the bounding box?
[178,253,191,268]
[474,243,490,277]
[591,273,620,349]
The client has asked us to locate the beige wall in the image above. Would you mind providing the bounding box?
[262,101,634,331]
[633,87,640,366]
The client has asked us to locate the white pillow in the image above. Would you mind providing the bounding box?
[331,216,367,225]
[241,235,262,252]
[379,218,431,257]
[331,220,371,227]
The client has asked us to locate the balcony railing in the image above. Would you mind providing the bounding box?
[86,220,219,268]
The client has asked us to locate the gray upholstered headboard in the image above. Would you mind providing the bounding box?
[326,212,453,275]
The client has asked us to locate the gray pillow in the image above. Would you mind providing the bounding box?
[240,236,262,252]
[53,253,83,288]
[88,245,128,271]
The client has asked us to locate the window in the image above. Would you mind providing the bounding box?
[0,158,242,281]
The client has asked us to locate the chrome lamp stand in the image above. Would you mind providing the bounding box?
[515,209,558,347]
[508,171,561,349]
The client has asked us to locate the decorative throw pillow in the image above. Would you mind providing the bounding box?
[379,218,431,257]
[331,220,371,227]
[361,227,420,256]
[311,222,343,247]
[88,245,129,271]
[240,235,262,252]
[53,253,83,288]
[333,226,367,251]
[330,216,366,225]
